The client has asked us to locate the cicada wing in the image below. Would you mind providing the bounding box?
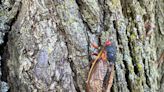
[89,60,108,92]
[105,64,114,92]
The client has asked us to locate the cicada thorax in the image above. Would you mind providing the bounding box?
[106,43,116,63]
[89,59,108,92]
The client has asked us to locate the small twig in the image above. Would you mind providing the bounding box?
[157,51,164,68]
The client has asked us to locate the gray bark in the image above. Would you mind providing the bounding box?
[0,0,163,92]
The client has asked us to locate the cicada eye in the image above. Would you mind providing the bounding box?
[105,40,111,46]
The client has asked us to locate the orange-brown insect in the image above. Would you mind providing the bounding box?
[86,40,116,92]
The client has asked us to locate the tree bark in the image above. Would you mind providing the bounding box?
[0,0,163,92]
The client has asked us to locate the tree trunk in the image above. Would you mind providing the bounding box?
[0,0,163,92]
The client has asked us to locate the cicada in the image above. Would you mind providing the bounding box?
[86,40,116,92]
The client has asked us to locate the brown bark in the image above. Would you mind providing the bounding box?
[0,0,163,92]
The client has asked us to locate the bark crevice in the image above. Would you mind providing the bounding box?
[0,2,21,92]
[122,60,132,92]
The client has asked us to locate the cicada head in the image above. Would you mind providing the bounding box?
[105,40,111,46]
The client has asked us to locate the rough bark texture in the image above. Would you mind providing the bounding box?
[0,0,163,92]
